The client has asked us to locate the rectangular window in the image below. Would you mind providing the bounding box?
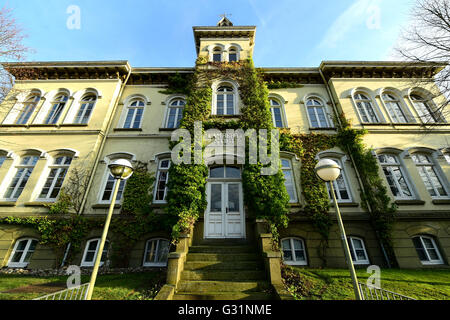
[378,154,413,199]
[282,159,297,203]
[38,156,72,200]
[4,156,39,200]
[154,160,171,203]
[101,174,126,203]
[326,160,351,202]
[412,154,448,198]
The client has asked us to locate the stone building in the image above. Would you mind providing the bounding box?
[0,17,449,299]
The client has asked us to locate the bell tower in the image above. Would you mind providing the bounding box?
[193,17,256,63]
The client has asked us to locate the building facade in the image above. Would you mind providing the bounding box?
[0,18,449,280]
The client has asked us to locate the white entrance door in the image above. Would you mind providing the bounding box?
[205,181,244,239]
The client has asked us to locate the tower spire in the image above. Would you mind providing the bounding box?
[217,14,233,26]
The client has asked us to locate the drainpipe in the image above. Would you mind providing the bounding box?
[61,65,132,267]
[318,68,392,268]
[78,65,132,215]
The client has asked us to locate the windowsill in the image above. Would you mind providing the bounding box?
[210,115,241,119]
[59,124,89,127]
[151,203,167,208]
[432,199,450,205]
[159,128,176,132]
[333,202,359,207]
[361,123,390,126]
[113,128,143,132]
[0,124,27,127]
[0,201,16,207]
[309,127,336,131]
[91,204,122,209]
[395,199,426,206]
[28,124,58,128]
[24,201,53,207]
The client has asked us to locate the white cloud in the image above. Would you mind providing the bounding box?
[318,0,382,48]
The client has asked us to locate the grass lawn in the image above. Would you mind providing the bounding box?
[0,271,165,300]
[283,267,450,300]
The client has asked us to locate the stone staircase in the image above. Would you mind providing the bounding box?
[172,240,275,300]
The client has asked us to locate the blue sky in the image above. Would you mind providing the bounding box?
[5,0,416,67]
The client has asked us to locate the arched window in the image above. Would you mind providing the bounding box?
[353,93,379,123]
[410,94,442,124]
[166,99,185,129]
[378,154,414,199]
[81,238,109,267]
[306,97,330,128]
[143,238,170,267]
[326,158,352,203]
[209,165,241,179]
[411,153,448,198]
[270,99,285,128]
[16,95,40,125]
[213,47,223,62]
[8,238,38,268]
[214,85,235,115]
[4,155,39,200]
[281,238,307,265]
[0,152,6,168]
[347,236,370,264]
[228,47,238,62]
[123,99,145,129]
[154,158,171,203]
[38,156,73,200]
[74,94,96,124]
[45,94,69,124]
[281,159,297,203]
[412,235,444,265]
[382,93,408,123]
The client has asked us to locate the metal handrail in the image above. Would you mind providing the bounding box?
[33,283,90,300]
[358,282,416,300]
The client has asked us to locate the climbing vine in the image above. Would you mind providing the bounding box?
[167,58,290,242]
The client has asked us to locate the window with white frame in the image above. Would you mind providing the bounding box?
[228,47,238,62]
[8,238,38,268]
[281,238,307,265]
[326,159,351,202]
[270,99,285,128]
[143,238,170,267]
[154,159,171,203]
[444,153,450,164]
[0,155,6,168]
[382,93,408,123]
[412,235,444,265]
[101,173,126,203]
[4,156,39,200]
[306,98,330,128]
[166,99,185,129]
[123,99,145,129]
[378,154,414,199]
[411,153,448,198]
[74,94,96,124]
[45,94,69,124]
[16,95,40,125]
[281,159,297,203]
[81,238,109,267]
[347,236,370,264]
[353,93,379,123]
[38,156,72,200]
[212,47,222,62]
[214,85,235,115]
[410,94,443,124]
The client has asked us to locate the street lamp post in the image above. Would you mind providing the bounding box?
[85,159,134,300]
[315,159,363,300]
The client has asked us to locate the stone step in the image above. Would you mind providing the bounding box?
[181,270,267,281]
[177,280,272,293]
[186,253,260,262]
[172,292,274,300]
[184,260,263,271]
[189,245,257,254]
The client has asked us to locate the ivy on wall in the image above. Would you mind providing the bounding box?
[0,160,174,267]
[167,59,291,242]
